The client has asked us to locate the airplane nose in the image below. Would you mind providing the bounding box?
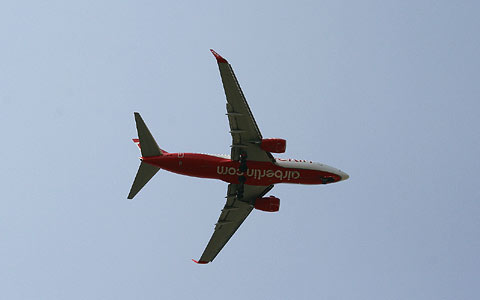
[339,171,349,181]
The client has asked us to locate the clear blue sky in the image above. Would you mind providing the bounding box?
[1,1,479,299]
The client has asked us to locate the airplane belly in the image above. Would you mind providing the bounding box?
[221,161,344,185]
[214,161,329,186]
[144,153,341,185]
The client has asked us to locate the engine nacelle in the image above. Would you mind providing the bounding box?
[255,196,280,212]
[260,138,286,153]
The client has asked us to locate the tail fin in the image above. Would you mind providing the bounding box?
[134,112,163,157]
[128,112,162,199]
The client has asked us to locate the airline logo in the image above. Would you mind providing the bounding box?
[217,166,300,181]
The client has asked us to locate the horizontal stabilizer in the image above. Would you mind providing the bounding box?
[134,112,162,157]
[127,161,160,199]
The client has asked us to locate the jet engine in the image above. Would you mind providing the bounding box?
[254,196,280,212]
[260,138,286,153]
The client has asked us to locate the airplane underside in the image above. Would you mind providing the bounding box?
[127,49,349,264]
[141,153,343,186]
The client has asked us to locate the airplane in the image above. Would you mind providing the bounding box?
[127,49,349,264]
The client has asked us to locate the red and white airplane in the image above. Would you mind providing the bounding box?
[128,50,349,264]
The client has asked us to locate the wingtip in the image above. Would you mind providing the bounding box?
[192,259,209,264]
[210,49,228,63]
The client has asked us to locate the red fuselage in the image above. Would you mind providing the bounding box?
[142,153,343,186]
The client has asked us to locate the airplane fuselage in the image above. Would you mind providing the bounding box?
[142,153,349,186]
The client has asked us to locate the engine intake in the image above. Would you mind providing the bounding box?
[255,196,280,212]
[260,138,286,153]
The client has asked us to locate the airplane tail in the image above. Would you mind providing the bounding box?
[127,161,160,199]
[133,112,164,157]
[132,138,168,154]
[127,112,162,199]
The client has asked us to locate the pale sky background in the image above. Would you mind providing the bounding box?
[1,1,479,299]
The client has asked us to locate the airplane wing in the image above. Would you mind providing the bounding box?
[193,183,274,264]
[211,49,275,163]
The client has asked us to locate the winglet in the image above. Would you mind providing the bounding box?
[210,49,228,63]
[192,259,209,264]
